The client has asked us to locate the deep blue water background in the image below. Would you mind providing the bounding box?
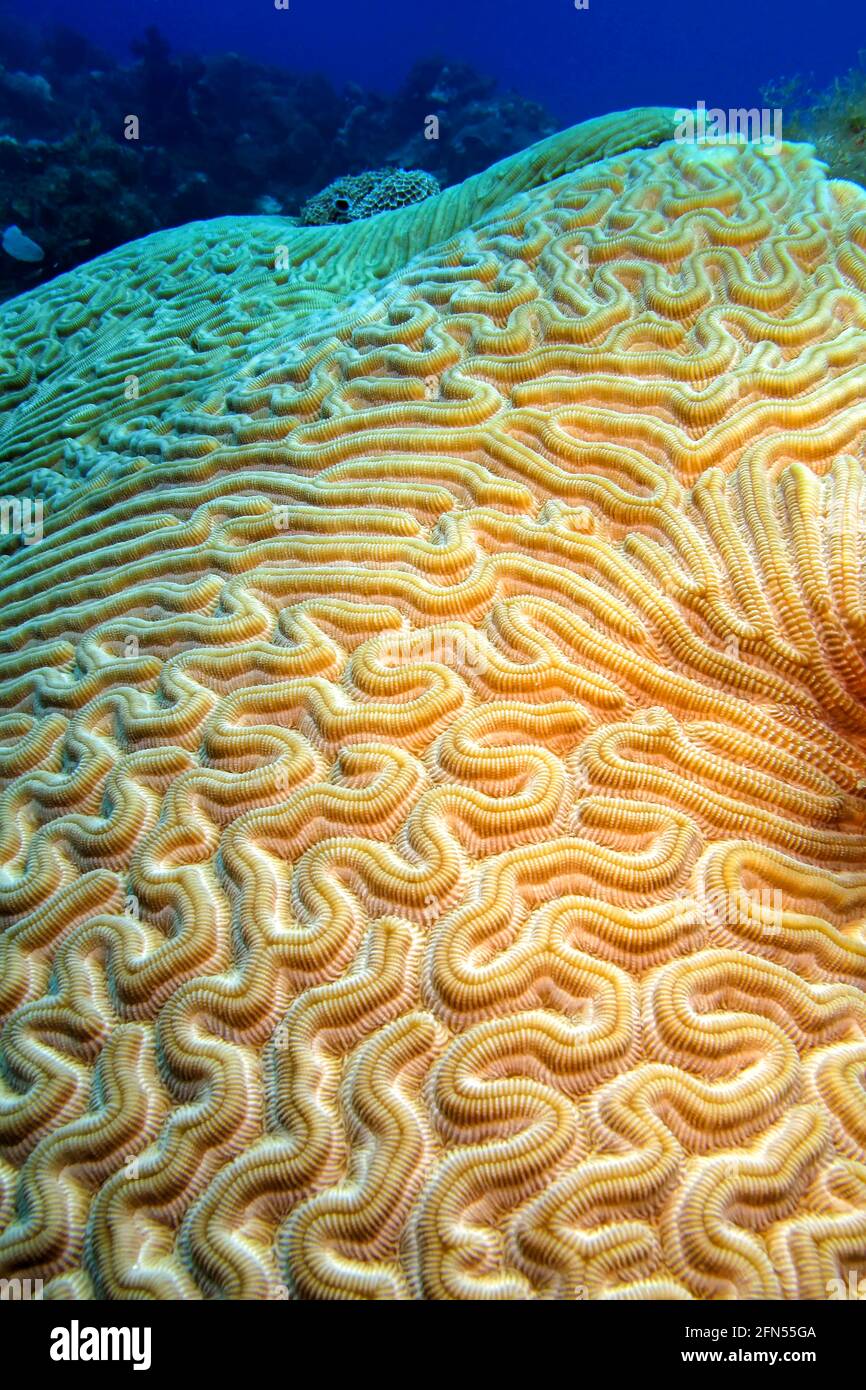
[3,0,863,123]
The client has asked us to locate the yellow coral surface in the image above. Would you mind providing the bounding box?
[1,108,866,1300]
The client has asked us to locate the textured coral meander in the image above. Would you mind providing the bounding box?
[2,108,866,1301]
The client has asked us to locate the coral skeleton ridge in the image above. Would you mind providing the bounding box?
[0,107,866,1301]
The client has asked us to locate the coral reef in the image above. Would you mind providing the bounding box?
[762,54,866,187]
[0,18,555,302]
[300,169,440,226]
[1,108,866,1301]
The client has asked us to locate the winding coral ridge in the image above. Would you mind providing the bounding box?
[1,109,866,1300]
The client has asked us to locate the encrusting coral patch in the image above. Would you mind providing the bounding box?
[0,106,866,1300]
[299,168,441,225]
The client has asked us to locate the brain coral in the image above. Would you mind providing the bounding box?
[1,106,866,1302]
[299,168,441,225]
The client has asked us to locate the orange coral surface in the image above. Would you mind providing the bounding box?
[1,116,865,1299]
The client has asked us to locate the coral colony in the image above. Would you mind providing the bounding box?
[0,24,555,303]
[300,169,441,224]
[1,97,866,1301]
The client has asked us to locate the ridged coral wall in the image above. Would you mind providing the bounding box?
[1,109,865,1299]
